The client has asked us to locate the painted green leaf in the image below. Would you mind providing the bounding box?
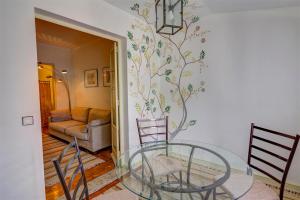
[152,89,157,95]
[165,77,170,82]
[200,50,205,60]
[158,40,162,48]
[188,84,193,92]
[165,69,172,76]
[165,106,171,113]
[141,45,146,53]
[130,3,139,11]
[150,98,154,105]
[146,36,149,44]
[132,44,138,51]
[166,56,172,64]
[145,101,151,111]
[189,120,197,126]
[156,49,161,57]
[127,51,132,59]
[152,107,156,112]
[127,31,133,40]
[183,0,188,6]
[192,16,199,23]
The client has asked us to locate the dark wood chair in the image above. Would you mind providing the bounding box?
[218,123,299,200]
[52,137,89,200]
[136,116,184,179]
[136,116,169,145]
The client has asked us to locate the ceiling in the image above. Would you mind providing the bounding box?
[35,19,110,50]
[103,0,300,15]
[203,0,300,13]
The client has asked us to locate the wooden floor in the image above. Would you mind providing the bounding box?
[43,133,119,200]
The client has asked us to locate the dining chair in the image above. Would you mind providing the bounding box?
[53,137,89,200]
[136,116,169,146]
[53,137,138,200]
[215,123,299,200]
[136,117,184,183]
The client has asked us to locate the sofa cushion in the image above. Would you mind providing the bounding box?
[49,120,85,133]
[65,125,89,141]
[50,109,71,122]
[71,107,90,123]
[88,108,111,123]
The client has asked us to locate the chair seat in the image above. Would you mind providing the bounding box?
[148,154,184,176]
[93,190,139,200]
[216,173,278,200]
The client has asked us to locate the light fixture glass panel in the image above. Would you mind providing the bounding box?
[165,0,174,26]
[173,0,182,27]
[156,0,183,35]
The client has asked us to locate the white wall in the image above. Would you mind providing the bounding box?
[173,7,300,184]
[1,0,45,199]
[71,38,113,109]
[1,1,299,200]
[0,0,136,199]
[37,43,72,110]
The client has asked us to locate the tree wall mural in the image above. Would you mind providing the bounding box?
[127,0,209,140]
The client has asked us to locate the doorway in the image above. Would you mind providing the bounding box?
[35,17,123,161]
[35,15,127,199]
[38,63,55,129]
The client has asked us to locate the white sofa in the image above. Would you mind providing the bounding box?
[48,107,111,152]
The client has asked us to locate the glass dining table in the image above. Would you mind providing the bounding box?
[116,140,253,200]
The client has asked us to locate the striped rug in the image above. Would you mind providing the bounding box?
[58,169,119,200]
[42,134,104,186]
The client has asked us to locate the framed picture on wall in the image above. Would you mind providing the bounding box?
[84,69,98,88]
[103,67,111,87]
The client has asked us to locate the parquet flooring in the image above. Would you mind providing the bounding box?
[43,133,116,200]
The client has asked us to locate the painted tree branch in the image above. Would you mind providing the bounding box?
[128,2,207,139]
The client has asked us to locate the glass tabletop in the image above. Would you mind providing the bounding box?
[116,140,253,200]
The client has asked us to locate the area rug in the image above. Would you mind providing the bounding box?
[58,169,118,200]
[42,134,104,186]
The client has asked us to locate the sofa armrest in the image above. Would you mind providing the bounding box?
[88,119,110,127]
[88,123,111,151]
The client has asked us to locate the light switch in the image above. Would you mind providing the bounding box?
[22,116,34,126]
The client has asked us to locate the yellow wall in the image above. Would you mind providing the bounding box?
[71,38,113,109]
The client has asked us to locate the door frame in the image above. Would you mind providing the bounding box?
[35,9,129,159]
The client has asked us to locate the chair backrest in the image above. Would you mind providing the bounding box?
[247,123,299,200]
[136,116,168,145]
[52,137,89,200]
